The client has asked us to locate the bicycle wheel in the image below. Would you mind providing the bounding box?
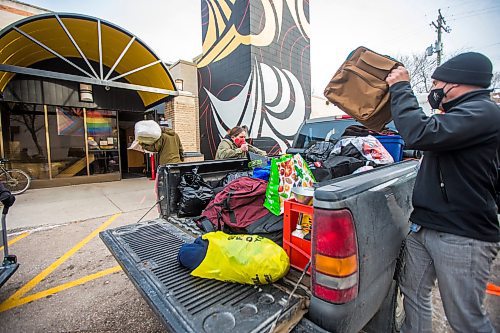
[0,169,31,195]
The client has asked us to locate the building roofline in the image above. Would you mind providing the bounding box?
[169,59,196,68]
[2,0,52,13]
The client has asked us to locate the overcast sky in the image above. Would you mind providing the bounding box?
[24,0,500,93]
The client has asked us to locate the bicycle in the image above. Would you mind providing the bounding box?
[0,158,31,195]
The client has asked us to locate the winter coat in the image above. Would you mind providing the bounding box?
[390,82,500,242]
[141,128,184,164]
[215,139,266,160]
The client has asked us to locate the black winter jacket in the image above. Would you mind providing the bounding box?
[390,82,500,242]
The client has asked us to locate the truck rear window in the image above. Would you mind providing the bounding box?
[294,120,358,148]
[293,119,397,149]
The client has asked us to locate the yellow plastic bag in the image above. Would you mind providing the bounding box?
[191,231,290,285]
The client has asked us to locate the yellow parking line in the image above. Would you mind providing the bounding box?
[0,265,122,313]
[0,232,29,252]
[2,213,121,303]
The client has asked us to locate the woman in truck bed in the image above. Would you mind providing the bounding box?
[215,126,266,159]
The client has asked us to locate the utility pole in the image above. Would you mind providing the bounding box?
[430,9,451,65]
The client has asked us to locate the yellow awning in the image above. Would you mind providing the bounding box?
[0,13,177,108]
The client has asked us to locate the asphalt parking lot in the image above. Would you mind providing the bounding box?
[0,211,165,332]
[0,178,165,332]
[0,178,498,332]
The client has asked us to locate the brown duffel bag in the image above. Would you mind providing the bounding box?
[324,47,402,131]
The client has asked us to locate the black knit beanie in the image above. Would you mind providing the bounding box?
[431,52,493,88]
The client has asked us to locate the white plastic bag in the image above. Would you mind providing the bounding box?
[135,120,161,144]
[332,135,394,165]
[127,140,144,152]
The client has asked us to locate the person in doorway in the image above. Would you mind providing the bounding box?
[215,126,266,160]
[386,52,500,332]
[141,120,184,164]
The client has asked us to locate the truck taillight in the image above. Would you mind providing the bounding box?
[312,208,358,304]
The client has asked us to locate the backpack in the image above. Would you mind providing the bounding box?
[324,46,402,131]
[201,177,271,231]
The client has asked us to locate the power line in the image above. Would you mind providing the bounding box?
[448,8,500,21]
[478,42,500,49]
[447,4,500,18]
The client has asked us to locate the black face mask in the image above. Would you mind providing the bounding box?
[427,85,447,109]
[427,84,454,110]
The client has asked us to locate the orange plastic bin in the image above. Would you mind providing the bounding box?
[283,199,313,274]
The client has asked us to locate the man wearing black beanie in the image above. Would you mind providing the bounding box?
[386,53,499,333]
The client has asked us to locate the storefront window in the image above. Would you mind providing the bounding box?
[47,106,87,178]
[2,104,121,183]
[86,109,119,175]
[0,102,49,180]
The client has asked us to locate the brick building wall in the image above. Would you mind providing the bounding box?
[168,95,200,152]
[165,60,202,161]
[0,0,48,29]
[165,94,203,162]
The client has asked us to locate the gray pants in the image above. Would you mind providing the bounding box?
[400,227,499,333]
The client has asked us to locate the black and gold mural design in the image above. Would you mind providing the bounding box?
[198,0,311,158]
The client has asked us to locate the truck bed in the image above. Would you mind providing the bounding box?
[102,157,419,333]
[100,218,308,333]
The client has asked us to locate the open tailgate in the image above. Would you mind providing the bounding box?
[100,219,306,333]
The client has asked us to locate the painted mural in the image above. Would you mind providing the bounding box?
[198,0,311,158]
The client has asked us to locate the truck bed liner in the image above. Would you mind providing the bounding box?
[100,219,305,333]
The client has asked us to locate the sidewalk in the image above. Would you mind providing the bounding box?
[5,177,158,231]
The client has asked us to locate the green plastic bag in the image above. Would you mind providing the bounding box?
[264,154,315,215]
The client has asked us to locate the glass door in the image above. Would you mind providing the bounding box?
[46,106,87,178]
[85,109,119,175]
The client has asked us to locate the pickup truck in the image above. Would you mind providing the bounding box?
[100,117,419,333]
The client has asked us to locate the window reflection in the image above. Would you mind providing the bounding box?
[48,106,87,177]
[1,102,49,179]
[1,104,121,183]
[86,109,119,175]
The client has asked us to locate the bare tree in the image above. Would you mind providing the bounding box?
[490,72,500,90]
[10,104,45,157]
[397,53,437,93]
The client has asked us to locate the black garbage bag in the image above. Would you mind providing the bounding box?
[217,171,253,187]
[323,155,369,178]
[337,142,366,161]
[304,141,337,162]
[178,173,214,217]
[341,125,377,137]
[310,165,333,182]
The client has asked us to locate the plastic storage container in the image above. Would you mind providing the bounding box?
[283,199,313,274]
[374,135,404,162]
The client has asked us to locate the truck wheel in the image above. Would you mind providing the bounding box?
[362,280,405,333]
